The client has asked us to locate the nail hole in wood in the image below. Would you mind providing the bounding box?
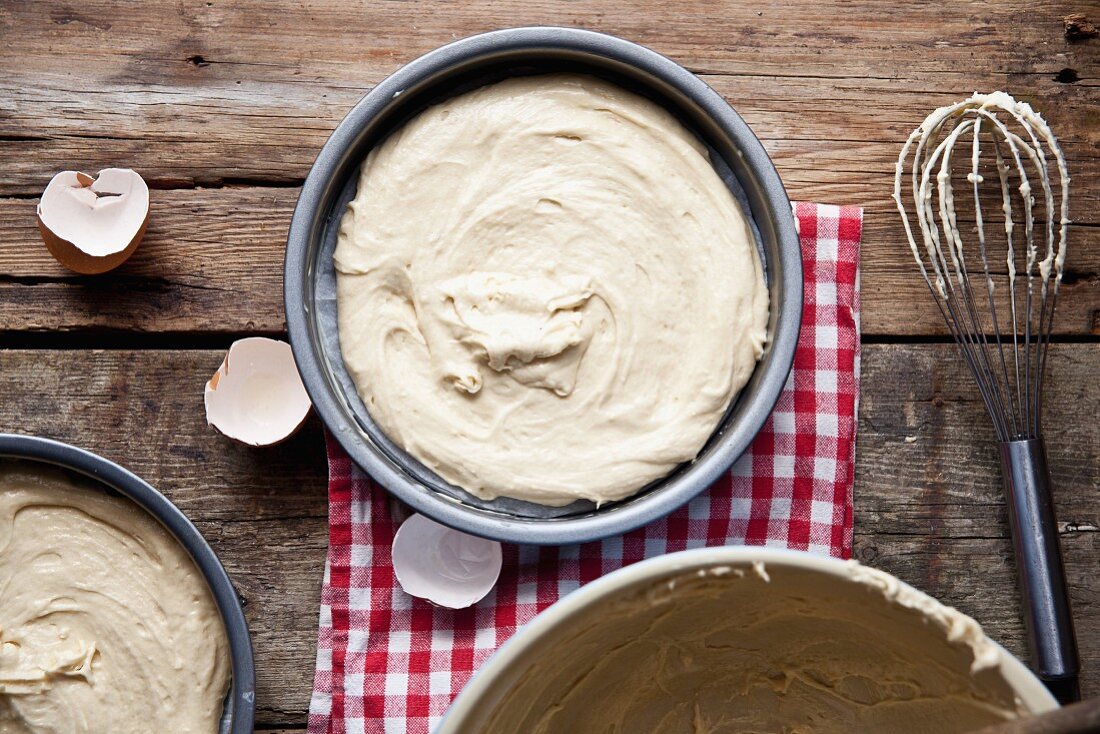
[1054,67,1079,83]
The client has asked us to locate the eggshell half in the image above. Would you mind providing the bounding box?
[36,168,150,274]
[392,513,503,609]
[204,337,312,446]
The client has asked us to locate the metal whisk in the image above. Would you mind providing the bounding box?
[894,91,1079,702]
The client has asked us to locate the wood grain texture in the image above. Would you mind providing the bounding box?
[0,348,329,725]
[0,0,1096,336]
[1,189,1098,337]
[0,188,295,334]
[0,0,1097,729]
[0,0,1095,196]
[0,344,1096,726]
[853,343,1099,704]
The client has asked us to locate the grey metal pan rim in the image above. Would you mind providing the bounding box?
[285,27,802,545]
[0,433,256,734]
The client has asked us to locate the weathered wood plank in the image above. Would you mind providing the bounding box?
[0,188,296,334]
[1,0,1096,727]
[3,0,1095,75]
[1,0,1096,336]
[2,188,1097,336]
[0,348,329,724]
[0,343,1096,725]
[1,3,1095,202]
[1,76,1095,203]
[0,0,1094,202]
[0,346,329,521]
[854,343,1099,702]
[0,350,327,727]
[194,515,327,724]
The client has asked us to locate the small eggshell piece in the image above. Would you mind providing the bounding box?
[392,514,503,609]
[204,337,312,446]
[36,168,150,274]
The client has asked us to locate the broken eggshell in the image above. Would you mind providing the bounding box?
[204,337,312,446]
[392,513,503,609]
[36,168,150,274]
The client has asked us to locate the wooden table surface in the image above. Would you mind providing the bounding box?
[1,1,1097,729]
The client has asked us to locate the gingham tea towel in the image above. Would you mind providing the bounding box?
[309,202,863,734]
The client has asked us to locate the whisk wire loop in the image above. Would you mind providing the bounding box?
[893,92,1069,442]
[896,92,1079,701]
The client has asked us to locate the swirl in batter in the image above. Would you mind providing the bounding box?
[478,564,1030,733]
[0,466,230,733]
[335,74,768,506]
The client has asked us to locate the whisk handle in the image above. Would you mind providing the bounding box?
[999,438,1080,703]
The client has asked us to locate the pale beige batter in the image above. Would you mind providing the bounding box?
[0,465,230,734]
[336,74,769,506]
[479,563,1028,733]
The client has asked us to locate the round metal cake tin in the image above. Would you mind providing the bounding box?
[285,27,803,545]
[438,547,1059,732]
[0,434,256,734]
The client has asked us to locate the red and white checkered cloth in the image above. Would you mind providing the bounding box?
[309,202,862,734]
